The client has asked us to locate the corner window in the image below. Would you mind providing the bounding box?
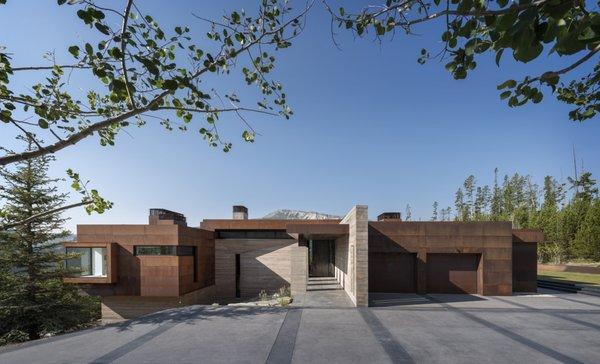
[66,247,107,277]
[134,245,195,256]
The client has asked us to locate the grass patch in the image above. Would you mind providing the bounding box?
[538,271,600,286]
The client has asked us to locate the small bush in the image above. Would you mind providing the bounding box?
[258,290,268,301]
[278,285,291,297]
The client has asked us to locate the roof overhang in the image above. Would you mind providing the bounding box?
[286,223,349,240]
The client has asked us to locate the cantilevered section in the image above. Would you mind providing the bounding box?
[286,223,349,240]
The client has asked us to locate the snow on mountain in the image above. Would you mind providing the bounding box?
[262,209,341,220]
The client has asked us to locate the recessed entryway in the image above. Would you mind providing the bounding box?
[308,239,335,277]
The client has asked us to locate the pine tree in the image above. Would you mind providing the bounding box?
[440,207,452,221]
[455,188,465,221]
[573,200,600,261]
[490,168,503,221]
[463,175,475,221]
[537,176,562,262]
[431,201,439,221]
[568,172,598,203]
[0,138,99,343]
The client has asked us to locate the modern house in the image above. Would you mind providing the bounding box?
[65,205,541,320]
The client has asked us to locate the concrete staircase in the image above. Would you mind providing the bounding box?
[307,277,342,291]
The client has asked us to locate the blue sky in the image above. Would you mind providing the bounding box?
[1,1,599,231]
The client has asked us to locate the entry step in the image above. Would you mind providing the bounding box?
[307,277,342,291]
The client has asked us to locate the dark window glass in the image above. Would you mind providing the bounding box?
[246,231,275,239]
[177,246,195,256]
[218,231,247,239]
[235,254,240,298]
[216,230,292,239]
[134,245,195,256]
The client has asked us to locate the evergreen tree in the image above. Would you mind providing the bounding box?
[455,188,466,221]
[440,207,452,221]
[490,168,503,220]
[537,176,562,262]
[431,201,439,221]
[568,172,598,203]
[463,175,475,221]
[0,138,99,343]
[474,186,491,221]
[573,200,600,261]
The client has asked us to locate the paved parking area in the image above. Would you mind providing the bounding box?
[1,289,599,364]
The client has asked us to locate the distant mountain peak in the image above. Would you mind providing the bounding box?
[262,209,341,220]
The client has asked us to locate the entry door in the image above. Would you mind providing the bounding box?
[309,240,334,277]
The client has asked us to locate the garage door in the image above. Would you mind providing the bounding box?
[369,253,417,293]
[426,253,480,294]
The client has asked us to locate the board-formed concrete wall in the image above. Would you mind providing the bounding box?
[339,205,369,306]
[215,239,295,300]
[290,243,308,297]
[334,236,350,292]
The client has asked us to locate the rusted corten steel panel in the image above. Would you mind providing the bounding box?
[512,229,544,243]
[200,219,341,231]
[368,221,513,295]
[74,224,215,297]
[369,252,417,293]
[426,253,481,294]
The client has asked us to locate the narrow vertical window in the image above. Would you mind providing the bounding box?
[235,254,241,298]
[193,246,198,283]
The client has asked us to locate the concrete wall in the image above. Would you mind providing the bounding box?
[339,205,369,307]
[100,285,216,323]
[290,243,308,297]
[215,239,295,301]
[334,236,349,292]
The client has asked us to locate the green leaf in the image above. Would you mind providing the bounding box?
[68,45,80,58]
[38,118,49,129]
[95,23,110,35]
[500,90,511,100]
[513,41,543,63]
[497,79,517,90]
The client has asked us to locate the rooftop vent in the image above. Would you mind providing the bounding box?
[233,205,248,220]
[377,212,402,221]
[149,208,187,226]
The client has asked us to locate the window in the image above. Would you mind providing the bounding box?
[133,245,195,256]
[216,230,292,239]
[235,254,241,298]
[66,247,107,277]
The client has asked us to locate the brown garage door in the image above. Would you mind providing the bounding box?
[369,253,417,293]
[426,253,480,294]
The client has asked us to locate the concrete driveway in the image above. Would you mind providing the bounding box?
[1,289,599,364]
